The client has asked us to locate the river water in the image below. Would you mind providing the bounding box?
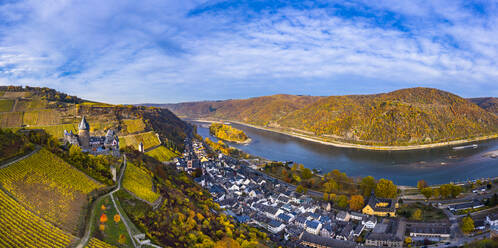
[193,122,498,186]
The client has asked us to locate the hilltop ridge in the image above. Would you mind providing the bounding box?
[161,87,498,147]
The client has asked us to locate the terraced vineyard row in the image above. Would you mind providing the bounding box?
[122,162,160,203]
[0,188,76,248]
[85,238,117,248]
[0,148,103,231]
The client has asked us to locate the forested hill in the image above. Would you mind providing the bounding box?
[157,94,322,126]
[0,85,189,150]
[469,97,498,115]
[161,88,498,146]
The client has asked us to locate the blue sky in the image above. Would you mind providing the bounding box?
[0,0,497,103]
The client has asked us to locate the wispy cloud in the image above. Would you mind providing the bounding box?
[0,0,497,103]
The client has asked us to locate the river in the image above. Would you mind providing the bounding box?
[193,121,498,186]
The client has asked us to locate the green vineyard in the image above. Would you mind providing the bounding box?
[0,188,76,247]
[123,162,160,203]
[119,131,160,150]
[0,148,104,231]
[85,238,117,248]
[122,118,146,134]
[145,145,178,162]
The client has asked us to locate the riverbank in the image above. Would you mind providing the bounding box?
[189,119,498,151]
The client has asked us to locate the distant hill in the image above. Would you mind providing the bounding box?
[162,88,498,146]
[156,94,322,126]
[469,97,498,115]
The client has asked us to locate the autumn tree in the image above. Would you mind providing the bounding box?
[417,180,428,190]
[296,185,306,193]
[411,209,422,220]
[335,195,349,209]
[324,179,338,193]
[349,195,365,211]
[100,213,108,223]
[302,168,313,180]
[461,216,474,233]
[361,176,376,197]
[375,179,397,198]
[421,187,433,200]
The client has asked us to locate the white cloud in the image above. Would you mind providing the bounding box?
[0,0,497,103]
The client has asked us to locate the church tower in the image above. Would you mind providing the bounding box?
[78,116,90,150]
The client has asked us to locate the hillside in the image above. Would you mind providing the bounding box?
[0,86,269,247]
[161,94,322,126]
[469,97,498,115]
[0,85,189,152]
[164,88,498,147]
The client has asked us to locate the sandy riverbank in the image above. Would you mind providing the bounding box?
[189,119,498,151]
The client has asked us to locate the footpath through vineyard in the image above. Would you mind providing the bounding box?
[77,154,140,248]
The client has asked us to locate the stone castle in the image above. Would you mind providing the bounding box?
[64,116,120,155]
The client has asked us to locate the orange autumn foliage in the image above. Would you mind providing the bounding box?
[114,214,121,223]
[100,213,108,223]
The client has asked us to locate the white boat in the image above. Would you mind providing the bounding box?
[452,144,478,150]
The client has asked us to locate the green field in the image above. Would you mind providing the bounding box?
[0,99,14,112]
[122,119,146,134]
[27,124,77,138]
[122,162,160,203]
[119,131,160,150]
[92,195,133,247]
[146,146,178,162]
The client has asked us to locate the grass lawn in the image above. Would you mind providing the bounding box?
[93,195,133,247]
[397,202,447,221]
[0,99,14,112]
[122,119,146,134]
[145,146,178,162]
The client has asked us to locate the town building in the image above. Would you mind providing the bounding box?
[365,220,405,247]
[362,195,397,217]
[299,232,359,248]
[407,222,451,242]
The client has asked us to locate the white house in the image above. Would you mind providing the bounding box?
[305,220,322,235]
[268,220,285,233]
[362,216,377,229]
[486,214,498,226]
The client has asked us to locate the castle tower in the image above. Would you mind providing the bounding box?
[78,116,90,150]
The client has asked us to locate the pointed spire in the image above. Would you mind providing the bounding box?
[79,116,90,131]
